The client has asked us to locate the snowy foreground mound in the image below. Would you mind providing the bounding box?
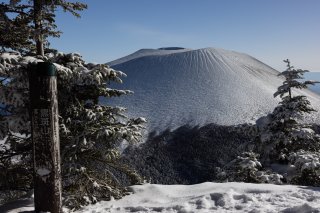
[3,182,320,213]
[107,48,320,132]
[80,182,320,213]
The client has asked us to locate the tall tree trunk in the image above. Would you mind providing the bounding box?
[33,0,44,56]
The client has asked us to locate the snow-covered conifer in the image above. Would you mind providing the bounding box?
[0,1,146,209]
[0,0,87,55]
[223,60,320,186]
[259,60,320,163]
[218,151,284,185]
[257,60,320,186]
[220,151,262,183]
[288,150,320,186]
[0,51,146,209]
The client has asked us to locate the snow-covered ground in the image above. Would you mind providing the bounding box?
[80,182,320,213]
[3,182,320,213]
[106,47,320,132]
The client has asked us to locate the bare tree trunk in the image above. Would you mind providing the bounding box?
[33,0,44,56]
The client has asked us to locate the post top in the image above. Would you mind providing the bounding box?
[37,62,56,76]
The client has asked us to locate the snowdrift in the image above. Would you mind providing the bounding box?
[106,47,320,132]
[80,182,320,213]
[3,182,320,213]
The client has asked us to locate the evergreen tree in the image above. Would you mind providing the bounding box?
[257,60,320,185]
[217,151,284,185]
[0,45,146,211]
[259,59,320,163]
[221,60,320,186]
[0,3,32,53]
[0,0,87,54]
[0,1,146,209]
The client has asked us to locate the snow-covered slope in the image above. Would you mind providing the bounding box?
[80,182,320,213]
[107,48,320,131]
[4,182,320,212]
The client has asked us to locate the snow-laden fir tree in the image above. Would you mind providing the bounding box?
[0,48,146,211]
[219,60,320,186]
[0,0,146,209]
[216,151,284,185]
[258,59,320,185]
[0,0,87,55]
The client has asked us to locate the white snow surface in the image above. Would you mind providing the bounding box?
[79,182,320,213]
[3,182,320,213]
[107,47,320,132]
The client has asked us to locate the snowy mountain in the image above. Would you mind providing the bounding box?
[106,47,320,132]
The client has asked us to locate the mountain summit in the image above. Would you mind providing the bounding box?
[106,48,320,131]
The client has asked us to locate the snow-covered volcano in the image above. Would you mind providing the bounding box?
[106,47,320,131]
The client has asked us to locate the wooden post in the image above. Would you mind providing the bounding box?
[29,62,62,213]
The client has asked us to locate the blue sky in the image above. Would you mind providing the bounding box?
[50,0,320,71]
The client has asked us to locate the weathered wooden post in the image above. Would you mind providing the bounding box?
[29,62,62,213]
